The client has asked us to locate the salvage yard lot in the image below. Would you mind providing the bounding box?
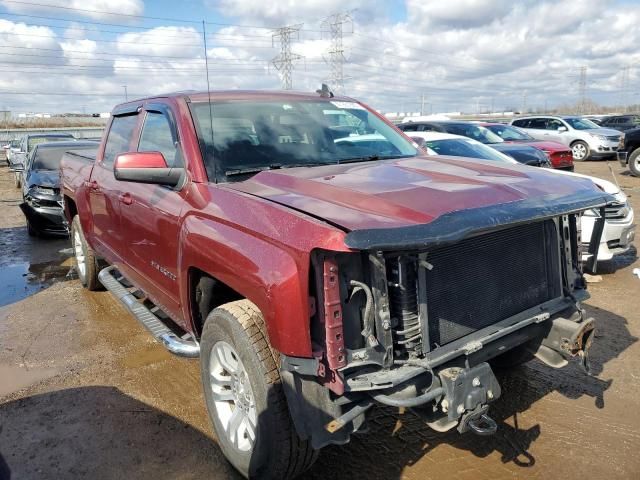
[0,161,639,480]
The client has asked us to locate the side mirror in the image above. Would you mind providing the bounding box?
[557,126,568,133]
[114,152,183,187]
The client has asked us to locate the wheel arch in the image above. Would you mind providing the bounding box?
[178,215,313,358]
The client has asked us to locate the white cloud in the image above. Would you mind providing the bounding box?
[116,26,203,57]
[212,0,371,25]
[1,1,639,114]
[0,0,144,20]
[407,0,514,30]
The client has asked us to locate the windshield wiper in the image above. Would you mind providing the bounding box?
[339,154,416,164]
[339,154,380,164]
[225,164,282,176]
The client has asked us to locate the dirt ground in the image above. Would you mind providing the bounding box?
[0,159,639,480]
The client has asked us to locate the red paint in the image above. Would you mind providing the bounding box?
[60,90,600,358]
[115,151,168,169]
[480,122,574,169]
[321,257,346,395]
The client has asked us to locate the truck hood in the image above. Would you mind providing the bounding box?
[224,156,611,247]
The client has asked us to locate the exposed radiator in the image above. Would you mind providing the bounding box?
[424,220,562,348]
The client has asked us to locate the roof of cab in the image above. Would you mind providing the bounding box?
[112,89,357,112]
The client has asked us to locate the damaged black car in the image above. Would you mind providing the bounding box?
[16,141,98,236]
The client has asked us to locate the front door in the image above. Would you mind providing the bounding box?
[117,105,185,325]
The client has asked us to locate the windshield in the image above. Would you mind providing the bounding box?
[31,145,95,170]
[442,124,504,144]
[424,138,517,164]
[563,118,599,130]
[190,100,418,182]
[28,136,73,151]
[484,124,534,141]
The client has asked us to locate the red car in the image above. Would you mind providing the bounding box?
[481,122,574,171]
[60,90,607,479]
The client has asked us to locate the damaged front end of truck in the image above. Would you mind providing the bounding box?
[281,189,610,449]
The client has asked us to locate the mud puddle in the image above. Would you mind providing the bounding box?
[0,259,76,307]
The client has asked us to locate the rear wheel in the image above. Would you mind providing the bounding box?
[71,216,100,291]
[629,148,640,177]
[571,141,590,161]
[200,300,317,479]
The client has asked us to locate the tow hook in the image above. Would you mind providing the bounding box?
[467,414,498,436]
[458,405,498,436]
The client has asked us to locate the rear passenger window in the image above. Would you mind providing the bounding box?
[528,118,547,129]
[103,115,138,166]
[402,124,418,131]
[512,119,527,128]
[138,111,181,167]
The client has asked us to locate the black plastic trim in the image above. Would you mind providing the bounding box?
[345,190,613,251]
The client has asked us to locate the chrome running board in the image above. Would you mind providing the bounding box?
[98,266,200,358]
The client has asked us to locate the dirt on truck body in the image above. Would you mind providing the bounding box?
[57,89,612,479]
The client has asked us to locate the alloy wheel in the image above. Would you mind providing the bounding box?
[572,143,587,160]
[209,341,257,452]
[74,230,86,278]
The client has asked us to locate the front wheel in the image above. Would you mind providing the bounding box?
[571,141,590,161]
[628,148,640,177]
[71,216,100,290]
[200,300,317,479]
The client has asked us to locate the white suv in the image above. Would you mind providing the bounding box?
[510,116,622,161]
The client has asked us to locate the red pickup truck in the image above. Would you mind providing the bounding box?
[60,89,609,479]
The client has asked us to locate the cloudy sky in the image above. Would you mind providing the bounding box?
[0,0,638,115]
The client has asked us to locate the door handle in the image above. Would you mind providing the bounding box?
[118,193,133,205]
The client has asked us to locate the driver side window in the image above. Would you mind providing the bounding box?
[138,111,182,168]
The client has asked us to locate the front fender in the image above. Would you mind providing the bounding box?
[179,215,314,357]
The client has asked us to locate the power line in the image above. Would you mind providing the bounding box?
[1,0,201,23]
[0,16,272,39]
[0,4,316,31]
[271,25,303,90]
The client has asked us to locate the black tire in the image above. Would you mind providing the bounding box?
[629,148,640,177]
[71,215,100,291]
[200,300,317,479]
[571,140,590,162]
[26,221,38,237]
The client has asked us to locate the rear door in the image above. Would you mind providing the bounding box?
[87,111,140,261]
[117,103,185,324]
[523,118,550,140]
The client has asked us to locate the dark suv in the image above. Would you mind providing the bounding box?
[600,114,640,132]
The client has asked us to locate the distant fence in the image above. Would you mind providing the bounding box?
[0,126,106,143]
